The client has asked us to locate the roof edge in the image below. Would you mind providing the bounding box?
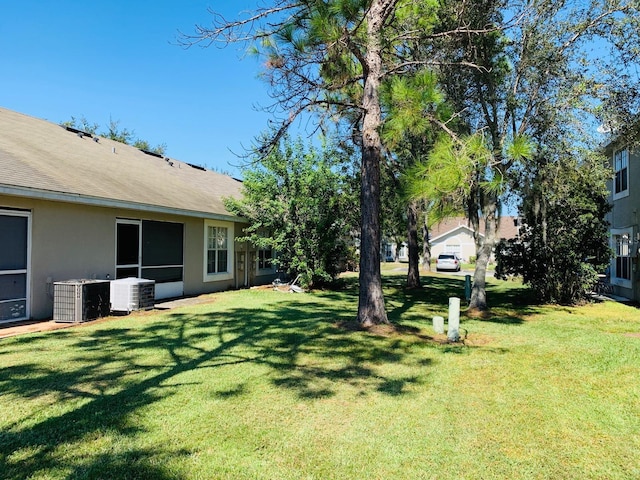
[0,184,245,223]
[430,224,483,243]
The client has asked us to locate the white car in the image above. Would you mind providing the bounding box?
[436,253,461,272]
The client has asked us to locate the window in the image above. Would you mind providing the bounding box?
[613,233,632,282]
[204,220,234,281]
[614,148,629,199]
[258,248,273,270]
[207,226,228,273]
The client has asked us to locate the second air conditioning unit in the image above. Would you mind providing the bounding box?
[53,279,111,323]
[110,278,155,313]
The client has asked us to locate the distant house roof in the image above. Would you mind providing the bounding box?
[0,107,243,220]
[429,216,518,241]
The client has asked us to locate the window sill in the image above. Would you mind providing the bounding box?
[613,190,630,201]
[611,277,632,289]
[204,272,233,283]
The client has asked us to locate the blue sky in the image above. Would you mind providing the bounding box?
[1,1,279,177]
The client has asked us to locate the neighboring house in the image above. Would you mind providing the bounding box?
[0,107,276,322]
[382,240,408,262]
[429,216,519,262]
[606,138,639,301]
[382,216,518,264]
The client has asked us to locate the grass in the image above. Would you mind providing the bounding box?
[1,273,639,479]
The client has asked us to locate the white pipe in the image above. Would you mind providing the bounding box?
[448,297,460,341]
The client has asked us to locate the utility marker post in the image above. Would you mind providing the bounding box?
[448,297,460,342]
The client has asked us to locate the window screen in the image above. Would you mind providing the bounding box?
[142,221,184,267]
[0,215,28,270]
[116,223,140,266]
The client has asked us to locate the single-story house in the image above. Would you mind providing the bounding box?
[429,216,519,261]
[0,107,275,323]
[382,216,518,264]
[606,134,639,301]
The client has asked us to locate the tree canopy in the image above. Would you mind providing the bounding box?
[224,135,358,288]
[184,0,640,317]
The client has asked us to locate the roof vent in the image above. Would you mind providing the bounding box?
[62,125,93,138]
[140,149,163,158]
[186,163,206,171]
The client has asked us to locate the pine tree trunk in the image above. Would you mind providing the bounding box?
[469,199,498,311]
[407,202,421,288]
[357,0,390,326]
[422,213,431,271]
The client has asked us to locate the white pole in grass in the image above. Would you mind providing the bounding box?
[433,316,445,334]
[448,297,460,341]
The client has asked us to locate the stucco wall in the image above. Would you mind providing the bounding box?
[0,195,273,320]
[431,229,477,262]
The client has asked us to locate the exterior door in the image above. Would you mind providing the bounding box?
[0,210,30,322]
[116,219,141,279]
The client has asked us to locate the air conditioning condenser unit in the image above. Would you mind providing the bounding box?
[110,278,155,313]
[53,279,110,323]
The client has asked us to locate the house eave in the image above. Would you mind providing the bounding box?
[0,184,245,223]
[430,224,483,243]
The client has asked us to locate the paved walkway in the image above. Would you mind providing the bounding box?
[0,294,219,340]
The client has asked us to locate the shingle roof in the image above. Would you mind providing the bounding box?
[430,216,518,240]
[0,107,243,219]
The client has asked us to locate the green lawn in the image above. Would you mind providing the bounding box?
[1,274,639,479]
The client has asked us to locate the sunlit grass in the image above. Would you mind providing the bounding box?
[1,274,639,479]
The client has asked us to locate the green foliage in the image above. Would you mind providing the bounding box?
[60,115,99,135]
[495,154,612,304]
[105,117,135,144]
[381,69,446,150]
[133,139,167,156]
[225,135,358,288]
[62,115,167,155]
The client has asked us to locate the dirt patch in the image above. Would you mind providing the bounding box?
[624,332,640,338]
[335,320,494,346]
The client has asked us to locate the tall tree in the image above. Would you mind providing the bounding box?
[433,0,640,310]
[182,1,449,326]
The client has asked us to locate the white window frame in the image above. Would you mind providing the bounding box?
[611,228,633,289]
[613,148,629,200]
[257,247,275,272]
[204,220,234,282]
[254,228,276,275]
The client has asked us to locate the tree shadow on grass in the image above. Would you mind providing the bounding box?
[0,294,434,479]
[379,274,542,326]
[0,275,533,479]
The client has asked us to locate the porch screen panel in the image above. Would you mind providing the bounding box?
[0,215,27,270]
[0,214,28,321]
[0,274,27,301]
[141,221,184,283]
[116,223,140,266]
[140,267,183,283]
